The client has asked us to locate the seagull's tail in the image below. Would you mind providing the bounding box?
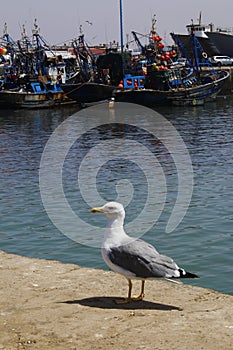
[178,269,199,279]
[165,269,199,283]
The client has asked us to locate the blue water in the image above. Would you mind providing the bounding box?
[0,99,232,295]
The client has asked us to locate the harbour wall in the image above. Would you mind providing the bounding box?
[200,66,232,94]
[219,67,233,94]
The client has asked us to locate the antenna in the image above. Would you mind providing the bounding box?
[3,22,8,36]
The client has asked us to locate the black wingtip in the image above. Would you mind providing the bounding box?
[179,269,199,279]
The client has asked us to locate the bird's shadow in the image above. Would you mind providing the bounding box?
[61,296,182,311]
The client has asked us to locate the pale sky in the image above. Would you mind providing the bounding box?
[1,0,233,47]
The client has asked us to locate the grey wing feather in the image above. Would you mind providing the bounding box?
[108,239,179,278]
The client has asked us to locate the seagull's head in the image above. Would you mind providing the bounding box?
[91,201,125,220]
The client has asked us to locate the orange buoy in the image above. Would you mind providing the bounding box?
[0,47,7,55]
[158,43,164,49]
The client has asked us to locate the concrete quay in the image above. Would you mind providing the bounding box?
[218,66,233,94]
[0,251,233,350]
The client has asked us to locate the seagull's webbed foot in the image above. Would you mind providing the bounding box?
[131,292,145,301]
[115,279,145,304]
[114,293,145,304]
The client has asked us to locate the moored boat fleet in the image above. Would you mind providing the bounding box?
[0,16,231,109]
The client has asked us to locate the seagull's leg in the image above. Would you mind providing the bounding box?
[131,280,145,301]
[115,279,133,304]
[115,279,145,304]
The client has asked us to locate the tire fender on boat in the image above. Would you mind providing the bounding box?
[46,92,53,100]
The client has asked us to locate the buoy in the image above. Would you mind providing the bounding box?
[154,36,162,41]
[158,43,164,49]
[0,47,7,55]
[118,80,123,88]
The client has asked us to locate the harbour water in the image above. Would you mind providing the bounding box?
[0,98,233,295]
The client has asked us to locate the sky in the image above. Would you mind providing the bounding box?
[1,0,233,48]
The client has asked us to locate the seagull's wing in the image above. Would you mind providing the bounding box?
[107,239,180,279]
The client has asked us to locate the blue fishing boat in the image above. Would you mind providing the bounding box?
[0,79,74,108]
[114,67,229,107]
[114,16,229,106]
[0,21,75,108]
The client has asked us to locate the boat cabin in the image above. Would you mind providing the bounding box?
[123,75,145,89]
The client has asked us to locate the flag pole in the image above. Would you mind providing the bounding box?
[119,0,124,52]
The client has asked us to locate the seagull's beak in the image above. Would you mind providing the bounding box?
[91,207,104,213]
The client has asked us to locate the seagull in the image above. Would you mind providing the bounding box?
[91,201,198,304]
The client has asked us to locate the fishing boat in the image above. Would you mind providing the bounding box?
[114,17,229,107]
[0,21,76,109]
[0,79,74,109]
[61,81,116,104]
[172,12,233,58]
[0,22,117,107]
[113,68,229,107]
[60,35,118,104]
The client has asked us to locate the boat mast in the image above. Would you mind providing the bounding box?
[151,15,157,56]
[119,0,124,52]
